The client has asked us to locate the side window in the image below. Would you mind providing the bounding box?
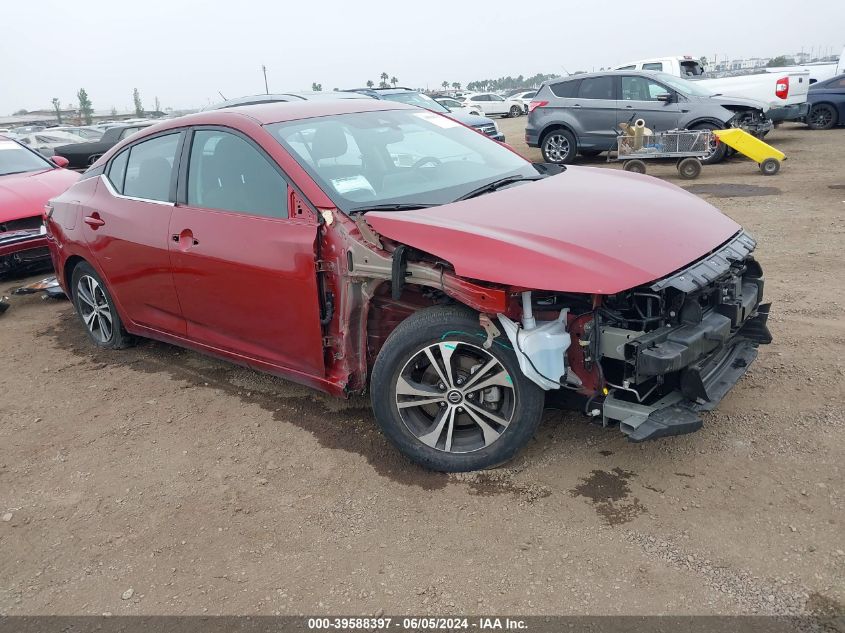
[106,149,129,193]
[621,76,670,101]
[490,95,504,102]
[834,78,845,89]
[123,133,180,202]
[119,127,139,140]
[187,130,288,219]
[550,80,580,97]
[643,62,664,72]
[578,76,615,100]
[617,65,636,70]
[470,95,483,102]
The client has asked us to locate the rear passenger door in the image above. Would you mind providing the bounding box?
[571,76,619,149]
[84,131,186,335]
[168,127,325,376]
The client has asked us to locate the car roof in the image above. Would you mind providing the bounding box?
[205,92,371,110]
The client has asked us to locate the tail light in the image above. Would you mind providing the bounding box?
[528,100,548,113]
[775,77,789,100]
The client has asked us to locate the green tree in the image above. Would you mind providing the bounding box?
[77,88,94,125]
[110,106,118,117]
[132,88,143,117]
[379,71,389,88]
[451,82,461,91]
[767,55,795,67]
[311,82,322,92]
[366,80,374,88]
[390,76,398,87]
[441,81,449,90]
[154,96,161,112]
[51,98,62,124]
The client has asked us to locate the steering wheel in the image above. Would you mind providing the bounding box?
[411,156,442,169]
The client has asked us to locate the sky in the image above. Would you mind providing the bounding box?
[2,0,844,115]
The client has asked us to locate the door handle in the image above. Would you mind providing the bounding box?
[83,213,105,228]
[172,230,199,250]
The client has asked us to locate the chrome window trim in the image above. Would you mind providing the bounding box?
[99,174,175,207]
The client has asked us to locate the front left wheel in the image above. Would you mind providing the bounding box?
[370,306,545,472]
[509,105,522,118]
[807,103,838,130]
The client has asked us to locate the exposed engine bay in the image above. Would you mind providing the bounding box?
[497,231,771,442]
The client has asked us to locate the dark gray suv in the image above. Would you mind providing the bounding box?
[526,70,772,164]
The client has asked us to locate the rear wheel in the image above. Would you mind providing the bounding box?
[623,159,647,174]
[370,306,544,472]
[70,262,132,349]
[807,103,837,130]
[541,128,577,164]
[509,105,522,118]
[677,157,702,179]
[692,123,727,165]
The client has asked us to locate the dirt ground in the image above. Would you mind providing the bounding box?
[1,120,843,618]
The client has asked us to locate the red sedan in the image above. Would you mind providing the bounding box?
[46,100,771,472]
[1,136,77,276]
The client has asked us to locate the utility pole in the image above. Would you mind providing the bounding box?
[262,65,269,94]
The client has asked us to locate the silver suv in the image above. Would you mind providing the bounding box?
[526,71,772,164]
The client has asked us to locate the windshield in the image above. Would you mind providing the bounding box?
[0,139,52,175]
[266,110,534,212]
[378,92,450,113]
[652,72,714,97]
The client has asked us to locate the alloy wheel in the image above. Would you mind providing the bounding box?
[544,134,570,162]
[76,275,113,343]
[810,106,833,129]
[395,341,516,454]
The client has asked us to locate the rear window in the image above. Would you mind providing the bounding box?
[643,62,664,72]
[578,76,615,100]
[549,80,580,98]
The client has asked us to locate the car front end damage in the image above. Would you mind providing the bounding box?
[496,230,771,441]
[0,221,51,277]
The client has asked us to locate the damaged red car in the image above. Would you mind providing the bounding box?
[1,135,77,277]
[45,100,771,472]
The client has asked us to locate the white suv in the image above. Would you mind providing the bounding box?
[462,93,524,117]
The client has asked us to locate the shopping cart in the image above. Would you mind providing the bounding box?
[614,129,713,179]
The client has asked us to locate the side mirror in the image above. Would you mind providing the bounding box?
[656,93,673,103]
[51,155,70,168]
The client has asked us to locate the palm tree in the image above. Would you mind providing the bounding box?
[366,80,374,89]
[311,82,322,92]
[441,81,449,90]
[380,72,389,88]
[451,82,461,91]
[390,76,398,87]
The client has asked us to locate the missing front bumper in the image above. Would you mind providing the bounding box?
[603,338,761,442]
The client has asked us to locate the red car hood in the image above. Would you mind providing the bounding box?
[0,168,79,225]
[366,166,741,294]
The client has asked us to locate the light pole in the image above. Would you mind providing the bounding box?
[262,65,269,94]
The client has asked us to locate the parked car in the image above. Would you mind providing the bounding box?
[0,135,78,276]
[509,90,537,113]
[49,126,104,141]
[527,70,772,164]
[53,123,152,169]
[347,88,504,141]
[615,56,810,123]
[432,96,482,116]
[805,74,845,130]
[462,92,524,117]
[203,91,372,110]
[46,99,771,472]
[16,131,88,157]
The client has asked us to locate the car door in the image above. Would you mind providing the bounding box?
[619,75,684,132]
[468,94,490,115]
[168,126,325,376]
[83,131,186,335]
[487,94,507,115]
[571,76,619,149]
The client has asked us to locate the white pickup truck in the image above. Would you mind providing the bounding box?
[615,56,811,123]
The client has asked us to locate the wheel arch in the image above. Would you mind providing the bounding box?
[685,117,726,130]
[538,122,578,145]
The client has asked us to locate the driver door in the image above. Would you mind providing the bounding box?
[619,75,684,132]
[168,127,325,377]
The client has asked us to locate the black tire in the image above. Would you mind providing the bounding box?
[540,128,577,164]
[70,261,132,349]
[691,123,727,165]
[370,306,545,472]
[87,154,102,166]
[806,103,837,130]
[579,149,603,158]
[677,157,702,179]
[623,159,647,174]
[759,158,780,176]
[509,105,522,118]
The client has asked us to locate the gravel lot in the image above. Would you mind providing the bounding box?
[1,120,843,617]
